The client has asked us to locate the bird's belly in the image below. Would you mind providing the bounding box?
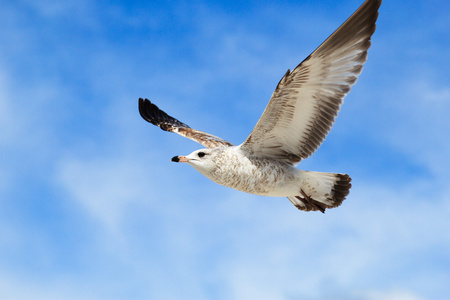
[209,161,301,196]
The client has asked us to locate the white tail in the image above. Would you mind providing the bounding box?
[287,171,351,213]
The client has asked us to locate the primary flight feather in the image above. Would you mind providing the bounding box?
[139,0,381,212]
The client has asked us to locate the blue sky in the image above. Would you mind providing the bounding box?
[1,0,449,299]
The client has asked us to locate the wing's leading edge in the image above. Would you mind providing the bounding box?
[139,98,233,149]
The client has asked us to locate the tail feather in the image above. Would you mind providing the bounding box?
[287,172,351,213]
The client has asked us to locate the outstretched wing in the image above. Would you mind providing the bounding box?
[240,0,381,164]
[139,98,233,149]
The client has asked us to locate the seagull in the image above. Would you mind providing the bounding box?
[139,0,381,213]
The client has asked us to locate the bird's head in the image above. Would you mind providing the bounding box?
[171,148,220,176]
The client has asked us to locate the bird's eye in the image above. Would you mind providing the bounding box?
[198,152,206,158]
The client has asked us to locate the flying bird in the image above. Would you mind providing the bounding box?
[139,0,381,213]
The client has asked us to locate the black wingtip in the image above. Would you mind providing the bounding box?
[138,98,156,124]
[138,98,190,131]
[138,97,148,120]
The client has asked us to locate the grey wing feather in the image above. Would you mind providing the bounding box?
[139,98,233,149]
[240,0,381,164]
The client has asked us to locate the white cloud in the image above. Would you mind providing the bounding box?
[0,67,17,147]
[387,81,450,177]
[56,155,151,235]
[353,288,426,300]
[0,274,86,300]
[19,0,98,28]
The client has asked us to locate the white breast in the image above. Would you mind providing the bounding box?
[205,147,303,196]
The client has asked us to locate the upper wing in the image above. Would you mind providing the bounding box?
[139,98,233,149]
[240,0,381,164]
